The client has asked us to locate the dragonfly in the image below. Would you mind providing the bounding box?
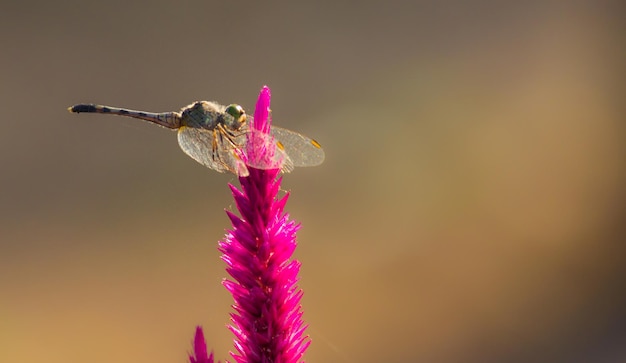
[68,100,324,176]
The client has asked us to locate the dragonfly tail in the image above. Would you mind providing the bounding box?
[69,104,181,129]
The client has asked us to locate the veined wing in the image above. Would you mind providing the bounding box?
[177,126,249,176]
[177,124,311,175]
[270,126,325,167]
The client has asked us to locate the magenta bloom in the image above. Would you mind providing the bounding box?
[190,86,310,363]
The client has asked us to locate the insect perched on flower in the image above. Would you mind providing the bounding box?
[68,101,324,176]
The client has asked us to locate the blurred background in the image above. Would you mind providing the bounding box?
[1,1,624,362]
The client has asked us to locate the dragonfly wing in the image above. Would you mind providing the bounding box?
[271,126,325,167]
[177,126,249,176]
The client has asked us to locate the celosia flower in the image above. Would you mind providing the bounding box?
[189,86,310,363]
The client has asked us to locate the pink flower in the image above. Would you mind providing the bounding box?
[190,86,310,363]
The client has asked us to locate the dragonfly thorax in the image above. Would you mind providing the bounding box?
[180,101,246,131]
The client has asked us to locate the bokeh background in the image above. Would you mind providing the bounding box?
[1,1,624,362]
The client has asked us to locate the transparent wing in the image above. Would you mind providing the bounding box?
[177,126,249,176]
[270,126,325,167]
[177,123,313,175]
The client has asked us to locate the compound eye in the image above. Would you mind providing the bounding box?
[225,104,246,125]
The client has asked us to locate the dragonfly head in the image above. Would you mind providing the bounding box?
[224,104,247,130]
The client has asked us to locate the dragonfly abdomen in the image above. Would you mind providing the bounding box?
[69,103,181,129]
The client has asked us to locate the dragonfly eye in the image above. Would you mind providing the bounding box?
[224,104,246,129]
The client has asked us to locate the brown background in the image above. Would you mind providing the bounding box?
[1,1,625,362]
